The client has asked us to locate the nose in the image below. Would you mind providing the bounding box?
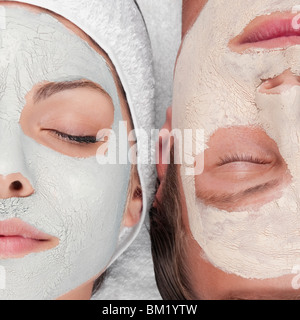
[0,173,34,199]
[259,69,300,94]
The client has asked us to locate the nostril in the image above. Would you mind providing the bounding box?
[259,70,300,94]
[260,77,284,91]
[0,174,34,199]
[10,181,23,191]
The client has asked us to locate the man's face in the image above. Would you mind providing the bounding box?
[0,4,134,300]
[173,0,300,299]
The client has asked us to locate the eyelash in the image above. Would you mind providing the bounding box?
[53,130,98,144]
[218,154,271,166]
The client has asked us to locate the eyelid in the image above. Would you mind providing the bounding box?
[51,130,99,144]
[218,154,272,166]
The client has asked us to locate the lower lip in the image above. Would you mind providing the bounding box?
[0,236,49,259]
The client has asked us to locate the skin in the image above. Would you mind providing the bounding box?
[158,0,300,300]
[0,2,142,300]
[181,0,208,38]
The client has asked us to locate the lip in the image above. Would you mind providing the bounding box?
[0,218,59,259]
[229,12,300,52]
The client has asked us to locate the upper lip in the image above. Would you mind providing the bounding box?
[0,218,51,240]
[229,12,300,51]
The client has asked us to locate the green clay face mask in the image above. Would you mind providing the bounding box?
[0,6,131,299]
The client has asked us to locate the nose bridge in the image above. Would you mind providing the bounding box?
[0,121,31,180]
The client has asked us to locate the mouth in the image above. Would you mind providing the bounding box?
[0,218,59,259]
[229,12,300,52]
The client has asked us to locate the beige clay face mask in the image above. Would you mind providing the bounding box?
[173,0,300,279]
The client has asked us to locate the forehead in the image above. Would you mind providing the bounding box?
[0,4,133,131]
[0,3,117,76]
[0,6,123,119]
[1,2,95,48]
[3,7,116,79]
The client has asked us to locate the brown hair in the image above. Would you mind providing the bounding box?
[149,149,197,300]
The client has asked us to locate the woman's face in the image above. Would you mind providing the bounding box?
[0,4,139,300]
[173,0,300,299]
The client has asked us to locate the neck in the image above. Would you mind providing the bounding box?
[57,281,94,300]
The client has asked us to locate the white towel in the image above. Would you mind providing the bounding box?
[137,0,182,129]
[94,0,182,300]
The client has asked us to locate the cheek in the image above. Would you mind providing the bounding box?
[0,134,131,300]
[21,134,131,254]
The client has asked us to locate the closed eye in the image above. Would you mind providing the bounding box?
[52,130,98,144]
[218,154,272,166]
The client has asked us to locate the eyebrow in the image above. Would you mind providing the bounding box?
[196,179,280,208]
[33,80,110,103]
